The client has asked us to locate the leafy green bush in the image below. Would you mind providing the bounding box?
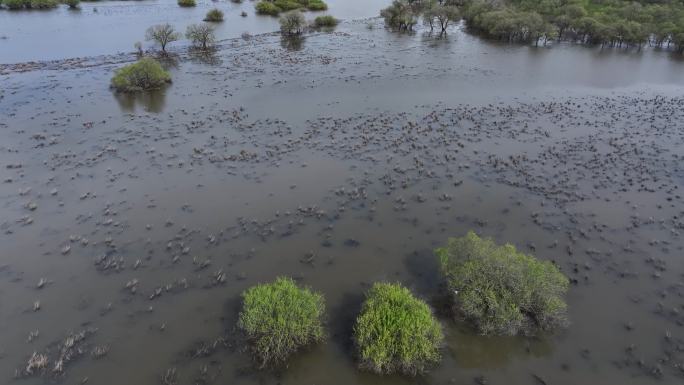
[29,0,56,8]
[110,58,171,93]
[255,0,279,15]
[306,0,326,11]
[177,0,195,7]
[313,15,337,28]
[273,0,300,11]
[3,0,28,9]
[436,231,569,336]
[380,0,417,31]
[204,8,223,22]
[237,277,326,368]
[354,282,443,376]
[279,10,305,35]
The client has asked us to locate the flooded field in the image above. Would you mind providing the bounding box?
[2,2,684,385]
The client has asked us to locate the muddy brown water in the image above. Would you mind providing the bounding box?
[1,6,684,385]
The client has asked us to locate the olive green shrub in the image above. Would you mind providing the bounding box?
[237,277,326,368]
[436,231,569,336]
[354,282,443,376]
[110,58,171,92]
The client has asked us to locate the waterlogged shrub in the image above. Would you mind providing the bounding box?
[204,8,223,22]
[3,0,27,9]
[273,0,300,12]
[110,58,171,92]
[177,0,195,7]
[306,0,326,11]
[279,10,305,35]
[237,277,326,368]
[186,23,215,50]
[30,0,56,8]
[436,231,569,336]
[313,15,337,28]
[3,0,57,9]
[145,23,180,53]
[255,1,279,15]
[380,0,417,31]
[354,283,443,376]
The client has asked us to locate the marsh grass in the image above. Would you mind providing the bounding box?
[354,282,443,376]
[237,277,326,368]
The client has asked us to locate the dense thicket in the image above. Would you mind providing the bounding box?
[463,0,684,50]
[381,0,684,51]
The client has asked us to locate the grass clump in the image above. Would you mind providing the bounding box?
[255,1,280,15]
[237,277,326,368]
[110,58,171,93]
[204,8,223,22]
[354,282,443,376]
[177,0,195,7]
[279,10,305,35]
[306,0,326,11]
[313,15,337,28]
[436,231,569,336]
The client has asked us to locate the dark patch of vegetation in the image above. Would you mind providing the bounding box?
[177,0,195,7]
[354,282,443,376]
[186,23,215,50]
[1,0,57,10]
[462,0,684,50]
[237,277,326,368]
[280,10,306,35]
[424,2,460,33]
[255,0,328,16]
[313,14,337,28]
[145,23,180,53]
[204,8,224,22]
[63,0,79,9]
[436,231,569,336]
[380,0,418,31]
[110,58,171,92]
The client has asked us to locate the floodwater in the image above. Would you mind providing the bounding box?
[1,3,684,385]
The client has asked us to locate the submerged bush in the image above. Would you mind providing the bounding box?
[204,8,223,22]
[237,277,326,368]
[354,282,443,376]
[306,0,326,11]
[3,0,57,9]
[279,10,305,35]
[177,0,195,7]
[380,0,417,31]
[273,0,300,11]
[186,23,215,50]
[255,1,279,15]
[436,231,569,336]
[110,58,171,92]
[313,15,337,28]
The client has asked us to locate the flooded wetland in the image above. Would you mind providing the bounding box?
[2,0,684,384]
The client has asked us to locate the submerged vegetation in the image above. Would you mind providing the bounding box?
[436,231,569,336]
[313,14,338,28]
[1,0,57,10]
[354,283,443,376]
[204,8,224,22]
[186,23,216,50]
[110,58,171,92]
[177,0,195,7]
[145,23,180,53]
[280,10,306,35]
[237,277,326,368]
[379,0,684,52]
[255,0,327,16]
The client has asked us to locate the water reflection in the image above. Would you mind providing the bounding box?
[281,35,306,51]
[113,87,167,113]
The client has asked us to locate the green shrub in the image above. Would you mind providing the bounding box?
[110,58,171,93]
[177,0,195,7]
[29,0,56,8]
[354,282,443,376]
[273,0,301,11]
[306,0,326,11]
[255,1,280,15]
[204,8,223,21]
[279,10,305,35]
[63,0,78,8]
[436,231,569,336]
[237,277,326,368]
[3,0,27,9]
[186,23,215,50]
[313,15,337,28]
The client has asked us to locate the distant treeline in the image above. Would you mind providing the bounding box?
[385,0,684,52]
[462,0,684,50]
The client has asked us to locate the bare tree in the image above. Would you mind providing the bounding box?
[146,23,180,53]
[186,23,216,50]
